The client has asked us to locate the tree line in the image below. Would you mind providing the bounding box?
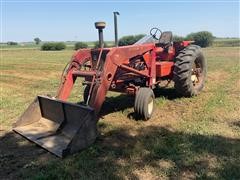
[42,31,214,50]
[4,31,215,50]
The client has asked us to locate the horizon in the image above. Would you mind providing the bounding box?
[1,37,240,44]
[1,1,239,42]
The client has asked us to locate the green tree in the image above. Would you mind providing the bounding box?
[34,37,41,45]
[93,41,108,48]
[186,31,214,47]
[118,34,145,46]
[41,42,66,51]
[74,42,88,50]
[7,41,18,45]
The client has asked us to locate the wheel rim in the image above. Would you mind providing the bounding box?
[191,59,203,88]
[148,97,154,115]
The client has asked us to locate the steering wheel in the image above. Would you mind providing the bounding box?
[150,27,162,40]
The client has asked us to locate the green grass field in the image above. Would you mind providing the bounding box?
[212,39,240,47]
[0,47,240,179]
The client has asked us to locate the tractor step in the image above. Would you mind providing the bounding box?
[13,96,97,158]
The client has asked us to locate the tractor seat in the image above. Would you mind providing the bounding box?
[158,31,173,48]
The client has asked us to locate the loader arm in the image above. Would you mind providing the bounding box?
[56,49,92,100]
[56,44,155,114]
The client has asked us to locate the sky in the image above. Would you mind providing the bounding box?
[1,0,239,42]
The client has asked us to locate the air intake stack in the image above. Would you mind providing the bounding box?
[113,12,120,47]
[95,22,106,48]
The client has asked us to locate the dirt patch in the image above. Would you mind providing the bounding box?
[133,168,160,180]
[206,71,230,88]
[178,170,196,180]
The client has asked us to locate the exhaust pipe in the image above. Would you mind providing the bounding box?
[113,12,120,47]
[95,22,106,48]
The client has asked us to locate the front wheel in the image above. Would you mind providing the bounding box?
[134,88,155,120]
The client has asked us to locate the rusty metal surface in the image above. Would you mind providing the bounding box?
[13,96,97,157]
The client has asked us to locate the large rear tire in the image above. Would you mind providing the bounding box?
[173,45,207,97]
[134,88,155,120]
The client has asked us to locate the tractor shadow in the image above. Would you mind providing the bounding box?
[153,87,180,100]
[100,94,134,117]
[100,87,180,118]
[1,126,239,179]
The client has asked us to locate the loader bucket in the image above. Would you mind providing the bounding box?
[13,96,97,158]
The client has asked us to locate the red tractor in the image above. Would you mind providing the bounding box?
[13,20,206,157]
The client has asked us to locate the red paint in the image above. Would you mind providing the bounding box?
[156,61,174,77]
[55,41,191,115]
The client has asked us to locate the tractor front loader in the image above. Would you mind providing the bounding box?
[13,19,206,157]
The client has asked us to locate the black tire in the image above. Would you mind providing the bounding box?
[134,88,155,120]
[173,45,207,97]
[83,85,90,103]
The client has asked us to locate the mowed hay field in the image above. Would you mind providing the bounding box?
[0,47,240,179]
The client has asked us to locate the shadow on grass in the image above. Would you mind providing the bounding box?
[0,131,55,179]
[99,87,179,118]
[231,121,240,128]
[100,94,135,117]
[153,87,180,100]
[1,125,239,179]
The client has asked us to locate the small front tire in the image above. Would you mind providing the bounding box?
[134,88,155,120]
